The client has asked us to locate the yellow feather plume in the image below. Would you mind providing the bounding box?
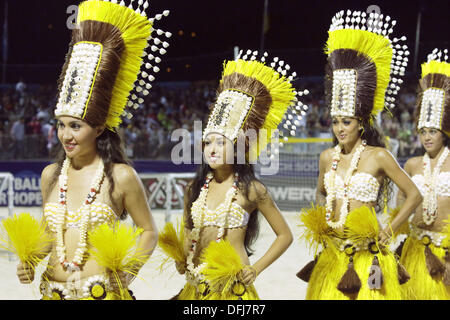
[222,59,296,159]
[298,204,334,255]
[88,222,148,275]
[422,60,450,78]
[201,240,244,294]
[158,219,185,264]
[77,0,152,130]
[345,206,380,243]
[0,213,53,269]
[325,29,393,117]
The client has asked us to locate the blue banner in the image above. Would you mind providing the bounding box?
[0,158,407,208]
[0,160,196,207]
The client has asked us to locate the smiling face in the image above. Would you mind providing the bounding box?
[203,133,235,169]
[332,116,361,146]
[418,127,445,156]
[56,116,103,159]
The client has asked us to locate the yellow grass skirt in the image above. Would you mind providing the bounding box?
[306,244,402,300]
[299,205,403,300]
[175,281,259,300]
[39,274,135,300]
[41,290,134,300]
[400,236,450,300]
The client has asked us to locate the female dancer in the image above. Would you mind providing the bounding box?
[397,49,450,299]
[15,0,170,300]
[170,50,307,299]
[297,9,422,300]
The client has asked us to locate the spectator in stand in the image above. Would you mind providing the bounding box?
[318,108,331,133]
[306,104,321,137]
[28,116,42,135]
[15,77,27,97]
[0,76,431,159]
[10,116,25,158]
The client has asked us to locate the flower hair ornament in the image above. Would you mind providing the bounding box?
[55,0,172,131]
[203,49,309,162]
[415,48,450,137]
[324,9,409,124]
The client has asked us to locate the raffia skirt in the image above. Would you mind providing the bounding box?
[40,273,135,300]
[298,205,405,300]
[399,225,450,300]
[174,280,259,300]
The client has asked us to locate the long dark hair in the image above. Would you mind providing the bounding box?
[49,128,131,219]
[417,130,450,155]
[331,118,392,213]
[325,48,393,212]
[444,133,450,147]
[331,117,386,149]
[185,155,262,257]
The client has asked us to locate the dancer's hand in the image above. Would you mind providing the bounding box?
[17,261,34,284]
[238,265,258,285]
[378,228,392,246]
[175,261,186,274]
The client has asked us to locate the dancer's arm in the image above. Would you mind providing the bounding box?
[241,181,293,284]
[40,164,58,255]
[396,157,419,208]
[174,182,193,274]
[315,149,331,206]
[115,165,158,280]
[376,149,422,244]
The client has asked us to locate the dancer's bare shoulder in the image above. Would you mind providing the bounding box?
[111,163,140,188]
[41,163,60,202]
[319,147,334,162]
[318,147,334,171]
[403,156,422,176]
[41,163,59,181]
[248,180,269,204]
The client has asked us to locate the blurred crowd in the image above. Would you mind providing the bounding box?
[0,76,424,161]
[297,77,423,157]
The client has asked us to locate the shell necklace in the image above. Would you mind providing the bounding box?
[55,157,105,272]
[186,171,239,281]
[325,140,367,229]
[422,146,449,225]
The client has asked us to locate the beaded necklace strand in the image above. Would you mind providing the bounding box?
[56,158,105,272]
[325,140,367,229]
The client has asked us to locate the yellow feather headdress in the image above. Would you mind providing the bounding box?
[324,10,409,123]
[55,0,171,131]
[416,48,450,136]
[203,50,309,161]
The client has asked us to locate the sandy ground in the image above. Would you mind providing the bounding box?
[0,207,310,300]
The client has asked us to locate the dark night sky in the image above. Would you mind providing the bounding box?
[0,0,448,83]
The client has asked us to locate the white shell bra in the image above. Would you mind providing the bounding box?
[324,171,380,203]
[192,202,250,229]
[411,172,450,197]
